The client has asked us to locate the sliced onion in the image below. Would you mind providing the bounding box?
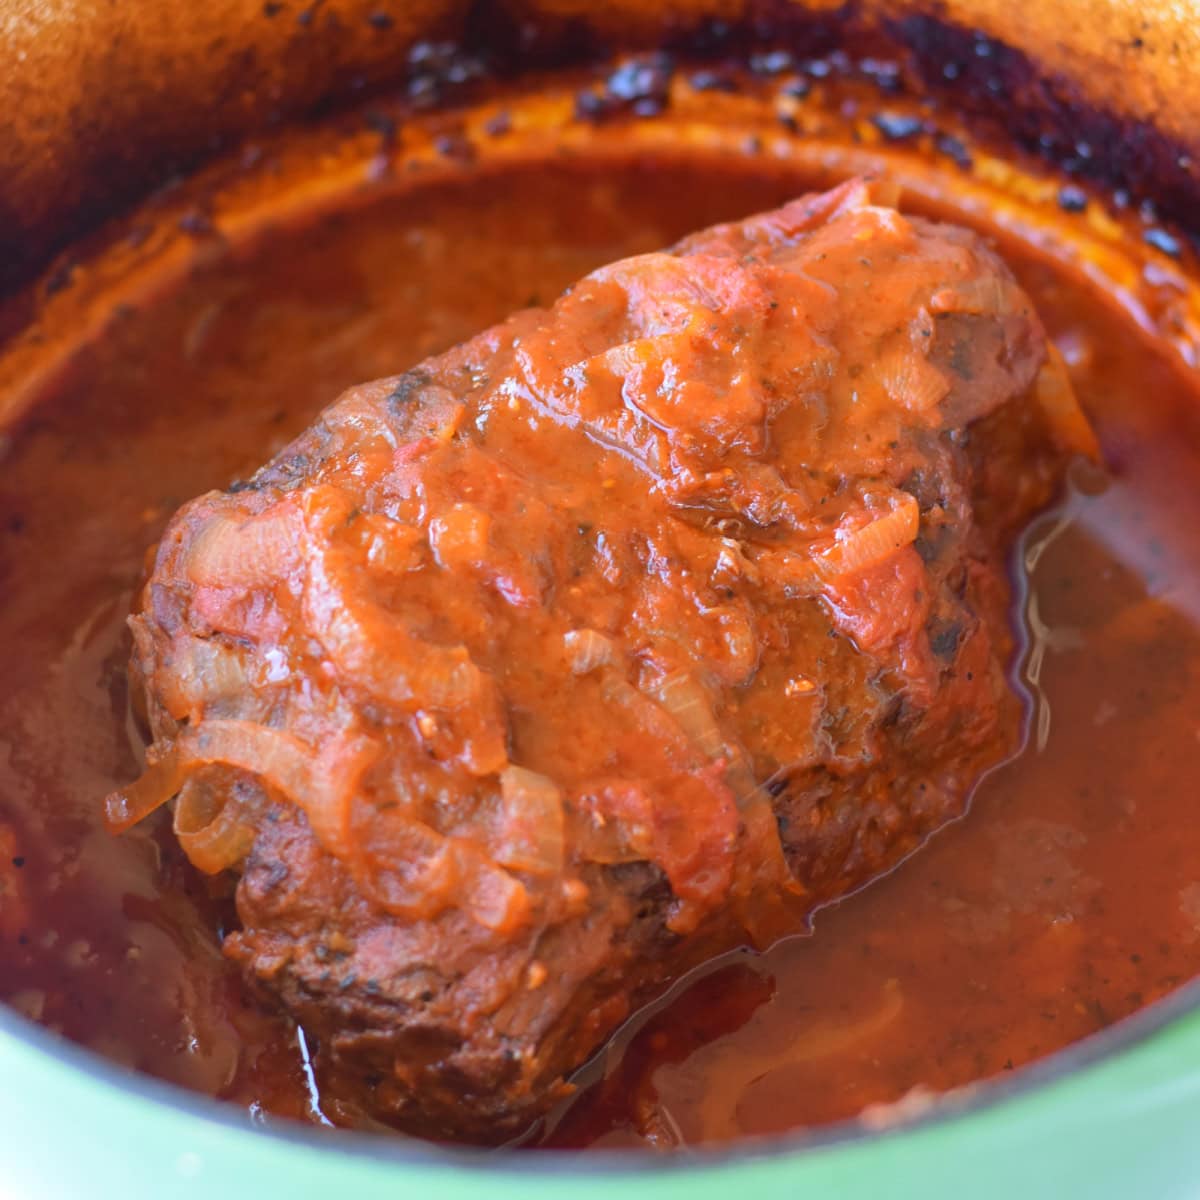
[602,675,695,755]
[563,628,615,674]
[1035,343,1101,461]
[312,590,483,709]
[350,806,459,917]
[751,493,920,597]
[349,808,530,932]
[817,492,920,582]
[453,842,532,934]
[647,671,725,760]
[191,485,491,712]
[104,749,187,833]
[929,276,1017,317]
[456,706,511,779]
[878,346,951,414]
[427,503,492,571]
[573,780,655,867]
[573,817,646,866]
[108,718,530,933]
[104,719,379,861]
[186,503,303,589]
[495,765,565,876]
[588,673,800,932]
[358,512,424,578]
[714,607,759,685]
[633,672,799,916]
[173,775,257,874]
[157,636,253,719]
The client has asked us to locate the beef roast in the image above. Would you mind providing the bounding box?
[107,179,1086,1140]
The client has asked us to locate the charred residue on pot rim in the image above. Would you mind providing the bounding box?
[1,0,1198,292]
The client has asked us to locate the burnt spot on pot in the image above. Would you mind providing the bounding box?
[1144,227,1183,258]
[433,131,476,164]
[872,111,925,142]
[883,10,1200,250]
[935,132,973,169]
[402,41,488,113]
[43,260,75,297]
[1057,184,1089,213]
[178,209,216,238]
[575,53,676,123]
[859,57,904,94]
[688,67,739,93]
[483,109,512,137]
[364,109,398,147]
[748,48,795,78]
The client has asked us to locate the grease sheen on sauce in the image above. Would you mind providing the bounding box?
[2,160,1200,1149]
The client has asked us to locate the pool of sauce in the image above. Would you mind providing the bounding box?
[3,153,1200,1149]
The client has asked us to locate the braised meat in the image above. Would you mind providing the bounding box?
[107,179,1087,1140]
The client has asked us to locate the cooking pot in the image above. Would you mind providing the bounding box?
[2,2,1200,1195]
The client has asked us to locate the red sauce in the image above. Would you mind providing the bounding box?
[2,156,1200,1148]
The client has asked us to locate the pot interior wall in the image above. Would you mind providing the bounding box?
[3,0,1199,294]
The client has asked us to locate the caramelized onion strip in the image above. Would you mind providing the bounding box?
[496,765,565,876]
[818,492,920,581]
[173,775,258,874]
[104,719,379,862]
[1035,344,1101,461]
[186,503,304,589]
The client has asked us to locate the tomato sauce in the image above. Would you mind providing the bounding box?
[2,151,1200,1149]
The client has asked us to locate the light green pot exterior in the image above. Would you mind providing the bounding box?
[4,988,1200,1198]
